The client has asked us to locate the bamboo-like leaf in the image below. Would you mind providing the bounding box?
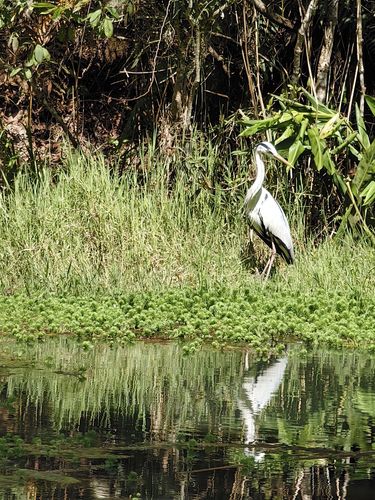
[307,126,325,170]
[298,118,309,140]
[365,95,375,117]
[331,132,358,155]
[355,104,370,149]
[240,117,279,137]
[287,140,305,165]
[322,150,336,175]
[352,139,375,192]
[300,88,334,114]
[275,125,295,144]
[360,181,375,206]
[319,113,342,139]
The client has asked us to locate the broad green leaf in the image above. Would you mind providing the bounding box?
[298,118,309,140]
[24,68,32,80]
[42,47,50,61]
[25,55,37,67]
[307,126,325,170]
[300,87,334,114]
[87,9,102,28]
[360,181,375,206]
[103,17,113,38]
[33,45,50,64]
[365,95,375,117]
[322,150,336,175]
[355,103,370,149]
[240,117,279,137]
[34,44,45,63]
[287,140,305,165]
[9,67,22,77]
[8,33,19,52]
[352,139,375,192]
[105,6,120,19]
[275,124,295,144]
[319,113,342,139]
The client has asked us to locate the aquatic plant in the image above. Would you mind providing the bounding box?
[0,283,374,351]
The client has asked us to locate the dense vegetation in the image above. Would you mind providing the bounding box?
[0,1,374,348]
[1,1,374,237]
[0,150,373,350]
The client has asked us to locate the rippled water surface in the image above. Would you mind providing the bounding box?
[0,339,374,499]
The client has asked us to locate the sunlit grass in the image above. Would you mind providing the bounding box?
[0,144,373,348]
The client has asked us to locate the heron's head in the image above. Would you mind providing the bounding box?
[256,141,290,167]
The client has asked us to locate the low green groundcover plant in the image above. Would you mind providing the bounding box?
[1,286,374,352]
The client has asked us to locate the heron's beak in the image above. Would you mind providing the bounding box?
[274,152,292,169]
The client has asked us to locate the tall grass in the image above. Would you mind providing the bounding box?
[0,142,373,297]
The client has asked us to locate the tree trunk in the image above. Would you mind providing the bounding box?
[170,27,201,131]
[291,0,320,84]
[316,0,339,103]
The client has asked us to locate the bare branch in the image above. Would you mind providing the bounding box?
[251,0,296,32]
[208,46,229,75]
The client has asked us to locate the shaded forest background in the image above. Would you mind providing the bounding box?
[0,0,374,236]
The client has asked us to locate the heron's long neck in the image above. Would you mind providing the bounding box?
[244,150,265,206]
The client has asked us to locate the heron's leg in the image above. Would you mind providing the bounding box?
[263,241,277,280]
[261,255,271,278]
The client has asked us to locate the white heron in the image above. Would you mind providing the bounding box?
[244,141,294,279]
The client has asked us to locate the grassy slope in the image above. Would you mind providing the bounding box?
[0,148,373,350]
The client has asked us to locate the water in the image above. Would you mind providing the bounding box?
[0,339,374,499]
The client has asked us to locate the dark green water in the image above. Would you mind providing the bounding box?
[0,339,374,499]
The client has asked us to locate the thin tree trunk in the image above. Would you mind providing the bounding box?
[316,0,339,103]
[291,0,320,85]
[356,0,366,114]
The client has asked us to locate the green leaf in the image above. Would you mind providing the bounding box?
[87,9,102,28]
[240,117,279,137]
[287,140,305,165]
[105,6,120,19]
[8,33,19,52]
[51,6,64,20]
[275,125,295,144]
[319,113,342,139]
[24,68,32,80]
[360,181,375,206]
[34,44,45,64]
[355,103,370,149]
[352,139,375,192]
[102,17,114,38]
[322,151,336,175]
[32,3,57,15]
[32,2,56,7]
[298,118,309,140]
[300,87,334,114]
[307,126,325,170]
[33,45,50,64]
[9,67,22,77]
[365,95,375,117]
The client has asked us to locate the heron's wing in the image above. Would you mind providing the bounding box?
[249,189,294,263]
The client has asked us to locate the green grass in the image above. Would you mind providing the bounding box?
[0,145,373,349]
